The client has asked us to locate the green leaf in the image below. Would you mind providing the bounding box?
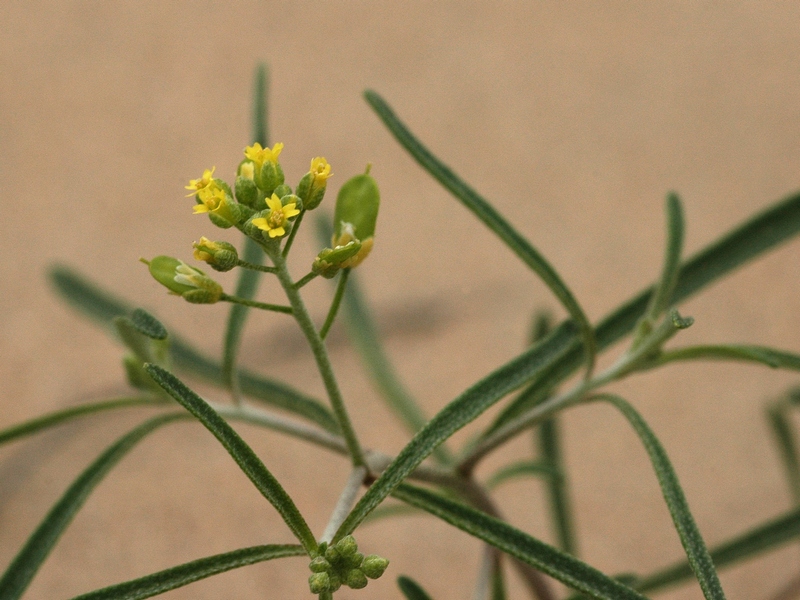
[252,63,269,148]
[650,344,800,371]
[144,364,317,555]
[334,320,579,538]
[590,394,725,600]
[0,397,165,446]
[0,413,188,600]
[485,460,557,490]
[392,483,648,600]
[397,575,435,600]
[645,193,685,322]
[538,418,577,556]
[767,401,800,502]
[637,505,800,593]
[48,265,339,433]
[364,90,597,377]
[69,544,304,600]
[129,308,168,340]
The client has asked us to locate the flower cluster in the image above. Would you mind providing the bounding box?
[308,536,389,595]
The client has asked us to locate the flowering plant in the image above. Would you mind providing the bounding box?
[4,65,800,600]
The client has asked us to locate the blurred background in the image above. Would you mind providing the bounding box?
[3,2,800,598]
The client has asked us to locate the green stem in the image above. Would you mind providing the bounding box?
[282,210,306,258]
[269,252,366,467]
[294,271,319,289]
[236,260,277,274]
[319,269,350,340]
[220,294,293,314]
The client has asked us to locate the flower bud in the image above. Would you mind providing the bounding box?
[297,157,333,210]
[345,568,368,590]
[258,160,285,195]
[308,572,330,594]
[345,552,365,570]
[192,237,238,272]
[327,572,342,592]
[309,556,331,573]
[361,554,389,579]
[272,184,292,199]
[335,535,358,557]
[235,175,258,208]
[311,241,362,279]
[332,168,379,268]
[143,256,223,304]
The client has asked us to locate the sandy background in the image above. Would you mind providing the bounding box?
[3,2,800,599]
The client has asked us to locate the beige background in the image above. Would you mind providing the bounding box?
[3,2,800,599]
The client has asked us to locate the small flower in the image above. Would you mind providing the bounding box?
[243,142,284,169]
[251,193,300,238]
[192,185,226,214]
[310,157,333,185]
[185,167,216,196]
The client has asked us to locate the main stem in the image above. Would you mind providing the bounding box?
[270,250,366,467]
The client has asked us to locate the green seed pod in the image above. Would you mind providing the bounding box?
[332,169,379,268]
[308,572,330,594]
[309,556,331,573]
[361,554,389,579]
[143,256,222,303]
[345,568,368,590]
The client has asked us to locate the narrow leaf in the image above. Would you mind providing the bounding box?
[767,402,800,502]
[0,413,188,600]
[650,344,800,371]
[69,544,304,600]
[129,308,167,340]
[364,90,597,376]
[485,460,557,490]
[334,321,578,538]
[392,483,648,600]
[591,394,725,600]
[538,418,577,555]
[645,193,685,321]
[48,265,339,433]
[637,505,800,593]
[398,575,435,600]
[0,397,165,446]
[144,364,317,554]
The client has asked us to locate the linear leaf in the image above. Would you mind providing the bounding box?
[591,394,725,600]
[767,402,800,502]
[0,413,188,600]
[129,309,167,340]
[538,418,577,555]
[644,193,685,322]
[0,397,165,446]
[392,483,647,600]
[48,265,339,433]
[398,575,436,600]
[637,506,800,593]
[651,344,800,371]
[485,460,557,490]
[69,544,304,600]
[334,321,578,538]
[144,365,317,554]
[364,90,597,376]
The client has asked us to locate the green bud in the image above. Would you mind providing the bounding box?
[273,183,292,198]
[192,238,238,272]
[312,241,362,279]
[298,157,332,210]
[212,178,233,198]
[281,192,303,213]
[308,572,330,594]
[257,160,285,194]
[309,556,331,573]
[332,168,380,268]
[327,572,342,592]
[324,545,342,565]
[237,159,256,180]
[345,552,365,570]
[345,568,368,590]
[235,175,258,207]
[207,211,234,229]
[361,554,389,579]
[335,535,358,557]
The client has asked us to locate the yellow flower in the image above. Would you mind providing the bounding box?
[310,157,333,185]
[192,185,226,214]
[252,193,300,238]
[243,142,284,169]
[185,166,216,196]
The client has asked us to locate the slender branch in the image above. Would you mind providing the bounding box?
[294,271,319,290]
[320,269,350,340]
[320,466,369,543]
[282,210,306,258]
[269,250,366,467]
[220,293,293,314]
[236,260,277,274]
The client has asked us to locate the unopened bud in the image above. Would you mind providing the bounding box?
[192,237,238,272]
[361,554,389,579]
